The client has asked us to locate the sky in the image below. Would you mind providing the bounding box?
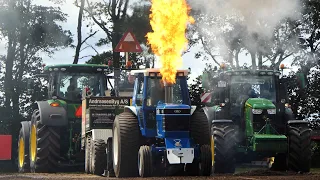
[0,0,295,82]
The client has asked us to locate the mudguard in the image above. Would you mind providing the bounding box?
[212,119,233,124]
[36,101,68,126]
[202,106,215,124]
[287,120,309,126]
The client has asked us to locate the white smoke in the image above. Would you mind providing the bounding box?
[187,0,302,63]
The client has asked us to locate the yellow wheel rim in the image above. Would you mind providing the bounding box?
[211,135,214,166]
[18,138,25,168]
[31,125,37,162]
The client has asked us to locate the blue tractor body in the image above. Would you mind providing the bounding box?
[110,69,211,177]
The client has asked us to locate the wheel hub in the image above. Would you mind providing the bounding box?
[113,127,119,166]
[31,125,37,162]
[18,138,25,168]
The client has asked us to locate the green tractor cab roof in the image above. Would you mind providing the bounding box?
[220,69,282,76]
[43,64,111,73]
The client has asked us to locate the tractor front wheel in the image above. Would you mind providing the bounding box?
[138,145,153,177]
[212,123,237,174]
[112,112,140,177]
[287,124,311,172]
[91,139,107,175]
[29,110,61,173]
[17,122,31,173]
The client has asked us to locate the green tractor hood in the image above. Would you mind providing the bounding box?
[245,98,287,153]
[245,98,276,109]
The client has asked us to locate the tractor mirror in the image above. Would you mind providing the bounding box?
[26,78,35,95]
[296,72,307,89]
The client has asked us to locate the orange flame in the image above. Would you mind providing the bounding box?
[146,0,194,84]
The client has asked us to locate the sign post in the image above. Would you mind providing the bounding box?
[114,29,142,65]
[113,29,142,96]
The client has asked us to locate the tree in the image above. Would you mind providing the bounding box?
[73,0,97,64]
[0,0,72,158]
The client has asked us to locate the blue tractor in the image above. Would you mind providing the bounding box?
[107,68,212,177]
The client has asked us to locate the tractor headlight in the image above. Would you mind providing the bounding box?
[252,109,263,114]
[267,109,276,114]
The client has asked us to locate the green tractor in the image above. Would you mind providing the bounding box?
[202,65,311,173]
[17,64,133,173]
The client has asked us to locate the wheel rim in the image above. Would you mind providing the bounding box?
[18,138,25,168]
[31,125,37,162]
[138,150,142,176]
[211,135,214,166]
[113,126,119,166]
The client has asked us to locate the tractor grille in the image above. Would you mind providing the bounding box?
[252,110,276,132]
[164,115,190,131]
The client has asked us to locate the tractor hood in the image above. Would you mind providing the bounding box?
[245,98,276,109]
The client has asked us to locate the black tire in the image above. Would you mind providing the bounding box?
[17,122,31,173]
[91,139,107,175]
[287,124,311,172]
[85,135,91,174]
[190,110,211,145]
[212,123,236,174]
[138,145,152,177]
[199,145,212,176]
[29,109,61,173]
[113,112,140,177]
[186,144,212,176]
[106,138,115,177]
[185,110,211,176]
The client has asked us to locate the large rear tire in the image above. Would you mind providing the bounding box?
[112,112,140,177]
[186,110,211,176]
[287,124,311,172]
[189,110,211,145]
[91,139,107,175]
[212,123,236,174]
[17,122,31,173]
[29,110,61,173]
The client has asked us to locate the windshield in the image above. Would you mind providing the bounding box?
[145,77,187,106]
[57,72,105,102]
[230,75,276,104]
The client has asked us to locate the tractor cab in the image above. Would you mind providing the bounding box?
[105,70,134,97]
[27,64,111,103]
[129,68,191,137]
[203,69,287,133]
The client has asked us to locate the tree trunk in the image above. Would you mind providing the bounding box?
[235,49,240,69]
[249,51,256,69]
[258,52,263,69]
[73,0,85,64]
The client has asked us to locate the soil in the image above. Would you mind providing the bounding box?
[0,170,319,180]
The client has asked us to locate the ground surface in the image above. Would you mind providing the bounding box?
[1,169,320,180]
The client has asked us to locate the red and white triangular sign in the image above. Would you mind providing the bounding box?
[114,30,142,52]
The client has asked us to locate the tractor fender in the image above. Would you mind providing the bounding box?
[124,106,138,116]
[190,105,197,115]
[202,106,215,123]
[36,101,68,126]
[287,120,309,126]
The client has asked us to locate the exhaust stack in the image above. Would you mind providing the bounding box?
[164,81,173,103]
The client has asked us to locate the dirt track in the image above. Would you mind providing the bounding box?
[1,170,320,180]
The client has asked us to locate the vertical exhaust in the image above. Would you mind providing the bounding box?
[164,81,173,103]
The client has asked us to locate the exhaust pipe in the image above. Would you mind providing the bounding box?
[164,81,173,103]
